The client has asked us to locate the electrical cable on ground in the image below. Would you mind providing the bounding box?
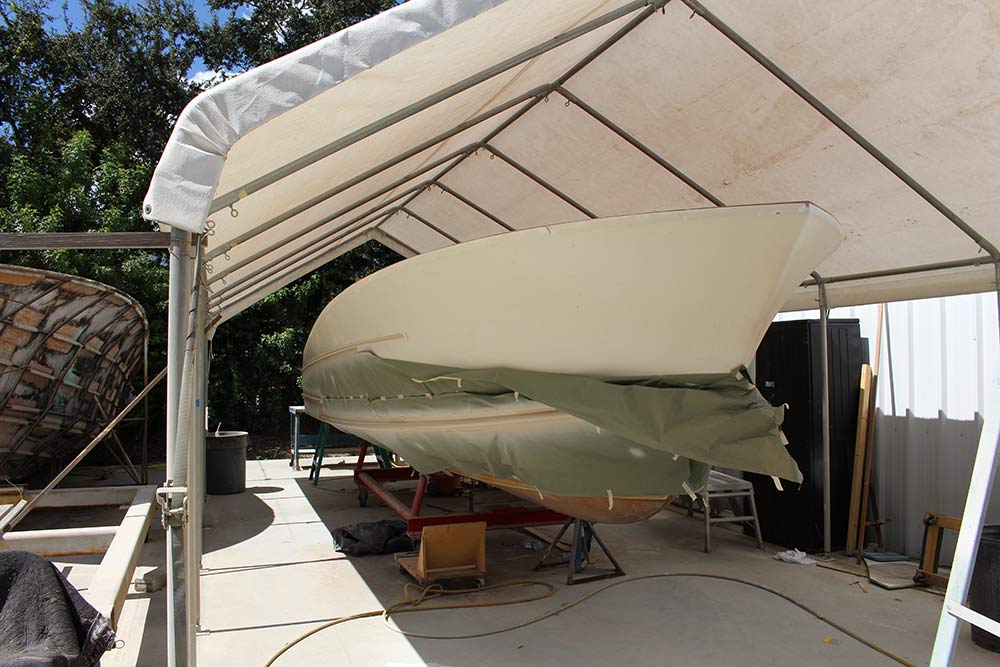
[263,573,919,667]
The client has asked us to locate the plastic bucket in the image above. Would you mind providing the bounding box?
[205,431,248,495]
[969,524,1000,652]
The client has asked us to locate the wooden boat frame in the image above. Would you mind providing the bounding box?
[0,265,149,483]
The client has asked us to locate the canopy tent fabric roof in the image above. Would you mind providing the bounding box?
[143,0,1000,325]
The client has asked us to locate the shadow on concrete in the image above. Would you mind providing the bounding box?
[280,472,613,666]
[183,455,992,667]
[244,485,285,496]
[202,486,275,554]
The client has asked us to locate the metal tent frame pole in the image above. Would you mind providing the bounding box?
[208,174,442,284]
[483,144,596,218]
[400,207,460,244]
[206,121,511,260]
[208,206,396,304]
[812,272,832,556]
[929,265,1000,665]
[185,251,208,667]
[202,0,672,292]
[142,340,149,485]
[164,229,193,667]
[163,232,208,667]
[208,0,663,214]
[553,86,723,206]
[677,0,1000,570]
[433,182,514,231]
[214,232,374,322]
[369,0,665,238]
[799,257,991,288]
[680,0,1000,262]
[370,229,418,257]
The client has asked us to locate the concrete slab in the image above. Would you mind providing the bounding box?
[51,461,1000,666]
[193,462,999,667]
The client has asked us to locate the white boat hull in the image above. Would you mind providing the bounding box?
[304,203,841,377]
[302,204,841,522]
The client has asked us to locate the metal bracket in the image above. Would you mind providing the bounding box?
[156,485,189,528]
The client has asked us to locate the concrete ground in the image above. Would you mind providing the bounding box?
[59,458,999,666]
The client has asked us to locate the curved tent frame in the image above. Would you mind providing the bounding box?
[144,1,1000,665]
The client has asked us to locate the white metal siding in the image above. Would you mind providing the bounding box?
[774,292,1000,558]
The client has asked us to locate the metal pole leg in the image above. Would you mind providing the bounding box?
[292,411,301,470]
[703,494,712,554]
[165,229,192,667]
[288,409,294,468]
[533,519,574,572]
[568,519,584,585]
[815,274,832,556]
[748,489,764,550]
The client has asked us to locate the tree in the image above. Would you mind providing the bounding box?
[0,1,56,151]
[199,0,395,73]
[1,0,204,459]
[0,0,402,464]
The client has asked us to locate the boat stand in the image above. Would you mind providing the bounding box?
[534,517,625,585]
[352,442,566,537]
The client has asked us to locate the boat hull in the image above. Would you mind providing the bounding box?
[303,204,841,522]
[462,472,673,524]
[304,203,841,378]
[0,266,146,482]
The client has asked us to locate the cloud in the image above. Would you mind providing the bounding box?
[188,69,221,85]
[187,69,236,87]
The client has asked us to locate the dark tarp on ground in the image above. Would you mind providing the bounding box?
[0,551,114,667]
[331,519,414,556]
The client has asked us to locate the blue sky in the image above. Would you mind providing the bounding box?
[44,0,246,79]
[43,0,402,80]
[45,0,224,31]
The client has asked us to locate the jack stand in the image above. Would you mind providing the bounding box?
[534,518,625,585]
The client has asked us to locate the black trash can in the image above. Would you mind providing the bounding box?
[205,431,248,495]
[969,524,1000,652]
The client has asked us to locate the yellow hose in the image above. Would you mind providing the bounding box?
[263,580,554,666]
[263,574,919,667]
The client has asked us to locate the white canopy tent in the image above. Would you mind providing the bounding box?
[143,1,1000,665]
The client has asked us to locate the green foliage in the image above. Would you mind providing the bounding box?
[0,1,57,150]
[199,0,394,72]
[0,0,403,452]
[209,241,398,433]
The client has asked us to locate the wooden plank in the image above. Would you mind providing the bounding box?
[86,486,156,627]
[0,525,117,556]
[0,500,27,532]
[935,515,963,531]
[921,522,942,574]
[855,372,880,561]
[0,232,171,250]
[0,485,137,508]
[854,304,887,562]
[846,364,874,555]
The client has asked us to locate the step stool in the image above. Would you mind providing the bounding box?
[687,469,764,553]
[395,521,487,586]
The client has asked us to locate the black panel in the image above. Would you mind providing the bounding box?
[746,319,869,552]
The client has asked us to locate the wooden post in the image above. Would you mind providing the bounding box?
[845,364,873,555]
[855,304,886,562]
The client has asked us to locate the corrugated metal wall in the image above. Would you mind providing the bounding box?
[774,292,1000,559]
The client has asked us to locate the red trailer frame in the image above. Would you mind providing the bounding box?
[353,442,567,536]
